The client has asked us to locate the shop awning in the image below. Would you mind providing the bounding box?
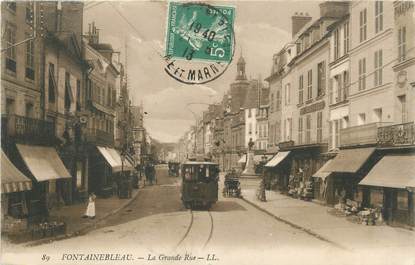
[97,146,134,173]
[312,159,333,180]
[16,144,71,182]
[265,151,290,168]
[323,147,375,173]
[237,154,247,164]
[125,154,135,166]
[1,150,32,193]
[359,155,415,189]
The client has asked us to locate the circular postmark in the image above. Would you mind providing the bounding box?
[164,2,235,84]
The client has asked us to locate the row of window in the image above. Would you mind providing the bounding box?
[256,123,268,138]
[329,71,349,105]
[359,1,383,44]
[296,112,323,145]
[5,98,35,118]
[47,63,81,112]
[86,79,116,108]
[4,23,34,80]
[268,122,280,146]
[358,49,383,91]
[299,61,326,105]
[333,21,350,61]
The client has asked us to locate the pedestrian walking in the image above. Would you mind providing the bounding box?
[150,164,156,184]
[145,163,151,185]
[83,193,96,219]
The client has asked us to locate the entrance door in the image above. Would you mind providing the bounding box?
[383,188,394,224]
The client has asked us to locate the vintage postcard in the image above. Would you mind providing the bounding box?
[1,0,415,265]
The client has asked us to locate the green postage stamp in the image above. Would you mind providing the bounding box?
[164,2,235,84]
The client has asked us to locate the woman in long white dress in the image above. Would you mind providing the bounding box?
[83,193,96,219]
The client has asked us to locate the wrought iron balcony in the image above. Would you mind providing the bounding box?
[1,114,56,144]
[84,128,114,146]
[377,122,415,147]
[340,122,392,147]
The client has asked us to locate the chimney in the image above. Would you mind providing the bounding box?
[291,12,312,37]
[319,1,350,18]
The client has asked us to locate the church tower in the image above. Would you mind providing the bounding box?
[235,54,247,81]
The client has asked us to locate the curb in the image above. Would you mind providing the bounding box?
[25,189,141,247]
[240,196,350,251]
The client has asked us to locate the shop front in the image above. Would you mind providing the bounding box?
[90,146,134,198]
[15,144,72,222]
[311,159,334,203]
[359,155,415,227]
[264,151,291,191]
[322,147,376,206]
[281,144,328,200]
[1,150,33,233]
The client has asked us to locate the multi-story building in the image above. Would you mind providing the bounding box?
[244,79,260,149]
[82,23,133,197]
[354,0,415,228]
[327,15,350,151]
[1,2,81,223]
[256,85,269,152]
[42,1,87,203]
[131,105,145,168]
[264,2,349,194]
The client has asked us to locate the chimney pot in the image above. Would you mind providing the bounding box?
[291,12,312,37]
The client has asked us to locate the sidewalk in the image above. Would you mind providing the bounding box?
[241,187,415,252]
[25,189,140,246]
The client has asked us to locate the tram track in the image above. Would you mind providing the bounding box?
[174,208,214,250]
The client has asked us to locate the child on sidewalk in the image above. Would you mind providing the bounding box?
[83,193,96,219]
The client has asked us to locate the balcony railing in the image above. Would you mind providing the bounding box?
[340,122,392,147]
[1,114,56,144]
[85,128,114,146]
[377,122,415,146]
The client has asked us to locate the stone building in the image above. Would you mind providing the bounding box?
[82,23,133,197]
[1,2,82,223]
[264,2,350,194]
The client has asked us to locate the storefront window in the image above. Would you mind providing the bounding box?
[397,190,408,210]
[354,187,363,203]
[76,161,83,189]
[370,188,383,207]
[8,192,26,218]
[49,180,56,193]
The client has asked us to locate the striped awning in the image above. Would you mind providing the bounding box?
[1,150,32,193]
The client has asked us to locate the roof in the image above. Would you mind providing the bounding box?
[90,43,114,51]
[359,155,415,189]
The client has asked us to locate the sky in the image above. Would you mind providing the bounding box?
[84,0,320,143]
